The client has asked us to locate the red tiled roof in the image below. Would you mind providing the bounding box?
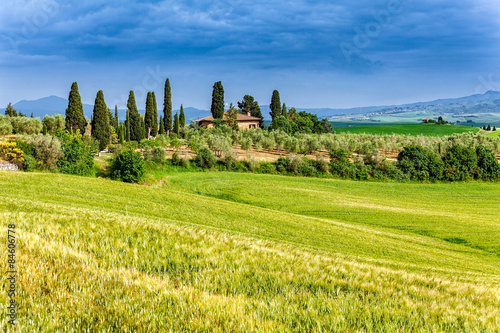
[196,112,260,122]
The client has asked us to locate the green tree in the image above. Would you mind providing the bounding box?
[91,90,110,151]
[211,81,225,119]
[144,91,154,138]
[321,118,333,133]
[125,109,131,141]
[163,78,172,134]
[238,95,263,127]
[127,91,142,142]
[269,90,282,121]
[282,103,287,118]
[110,149,145,183]
[226,103,239,130]
[476,145,500,180]
[151,92,158,137]
[112,105,119,129]
[65,82,87,135]
[179,104,185,128]
[442,145,477,181]
[57,132,98,176]
[5,103,18,117]
[173,113,180,135]
[159,115,164,135]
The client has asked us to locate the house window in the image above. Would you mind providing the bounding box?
[249,124,256,129]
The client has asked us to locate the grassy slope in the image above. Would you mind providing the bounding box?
[334,123,480,136]
[0,172,499,331]
[485,130,500,137]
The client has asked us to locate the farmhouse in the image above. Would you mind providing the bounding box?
[195,111,260,129]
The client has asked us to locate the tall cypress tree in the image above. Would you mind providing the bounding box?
[282,103,287,118]
[151,92,158,137]
[173,113,179,135]
[269,90,282,121]
[113,105,119,129]
[211,81,224,119]
[65,82,87,134]
[91,90,110,151]
[163,78,172,133]
[125,109,131,141]
[159,115,164,135]
[127,91,142,142]
[179,104,185,128]
[144,91,154,139]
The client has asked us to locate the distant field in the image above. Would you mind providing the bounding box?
[1,172,499,331]
[485,130,500,137]
[334,123,480,136]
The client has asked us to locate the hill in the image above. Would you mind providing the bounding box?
[0,172,499,331]
[10,91,500,124]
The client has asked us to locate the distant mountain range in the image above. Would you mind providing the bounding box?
[10,91,500,122]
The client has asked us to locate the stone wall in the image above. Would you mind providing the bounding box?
[0,163,19,171]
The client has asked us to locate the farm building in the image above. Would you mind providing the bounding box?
[195,111,260,129]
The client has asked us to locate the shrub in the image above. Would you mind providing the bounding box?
[298,157,317,177]
[240,137,252,151]
[287,154,302,174]
[57,133,98,176]
[275,156,289,174]
[110,149,145,183]
[42,115,65,135]
[221,148,237,171]
[152,147,166,164]
[397,145,443,181]
[27,134,63,169]
[194,146,216,169]
[0,116,13,135]
[22,154,37,171]
[442,145,477,181]
[10,117,43,134]
[329,148,353,178]
[171,151,180,165]
[476,145,500,180]
[315,154,329,173]
[257,162,276,174]
[0,142,24,165]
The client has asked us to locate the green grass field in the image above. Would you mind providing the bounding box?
[1,172,499,331]
[334,123,480,136]
[485,130,500,138]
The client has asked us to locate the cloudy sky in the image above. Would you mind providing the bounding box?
[1,0,499,110]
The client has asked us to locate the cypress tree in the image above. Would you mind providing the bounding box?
[269,90,282,121]
[144,91,154,139]
[125,109,131,141]
[65,82,87,134]
[118,123,124,144]
[113,105,119,129]
[163,78,172,133]
[282,103,287,118]
[179,104,185,128]
[173,113,179,135]
[91,90,110,151]
[211,81,224,119]
[127,91,142,142]
[159,115,164,135]
[151,92,158,137]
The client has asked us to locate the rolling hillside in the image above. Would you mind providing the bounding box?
[0,172,499,331]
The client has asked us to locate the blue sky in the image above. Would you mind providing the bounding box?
[1,0,499,110]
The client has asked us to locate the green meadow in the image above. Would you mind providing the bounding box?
[1,172,499,331]
[333,123,480,136]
